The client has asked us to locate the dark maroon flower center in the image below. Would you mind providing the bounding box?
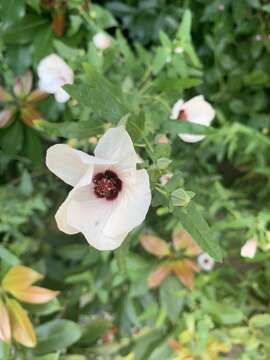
[93,170,122,201]
[177,109,188,121]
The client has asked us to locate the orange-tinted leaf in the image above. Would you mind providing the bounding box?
[7,299,37,348]
[27,89,48,103]
[0,86,12,102]
[148,264,171,288]
[172,229,202,256]
[140,235,170,257]
[0,108,13,128]
[172,260,199,290]
[2,265,44,294]
[13,71,33,98]
[168,339,181,351]
[0,300,11,343]
[52,10,65,37]
[12,286,59,304]
[21,104,43,127]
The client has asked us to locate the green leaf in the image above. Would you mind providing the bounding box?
[24,127,43,166]
[0,245,20,266]
[0,341,10,360]
[60,356,87,360]
[262,4,270,13]
[35,120,105,139]
[116,30,136,67]
[32,354,59,360]
[65,66,129,122]
[249,314,270,328]
[176,203,223,261]
[92,4,118,28]
[160,277,184,323]
[6,44,32,75]
[0,0,25,27]
[0,121,24,155]
[3,15,48,44]
[204,302,244,325]
[133,330,164,360]
[33,25,53,64]
[176,9,202,68]
[54,40,80,61]
[35,320,82,355]
[159,31,172,48]
[153,47,169,75]
[177,9,192,43]
[115,246,127,274]
[25,298,61,316]
[164,120,210,136]
[125,111,145,141]
[79,318,111,346]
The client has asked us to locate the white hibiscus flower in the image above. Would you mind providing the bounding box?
[46,127,151,251]
[37,54,74,103]
[93,32,112,50]
[170,95,215,143]
[241,239,257,258]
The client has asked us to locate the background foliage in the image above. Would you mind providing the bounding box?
[1,0,270,359]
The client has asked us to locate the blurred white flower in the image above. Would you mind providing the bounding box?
[159,172,173,186]
[37,54,74,103]
[93,32,112,50]
[198,252,215,271]
[218,4,225,11]
[170,95,215,143]
[46,127,151,251]
[255,34,262,41]
[175,47,184,54]
[241,239,257,258]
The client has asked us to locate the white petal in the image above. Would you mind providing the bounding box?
[178,134,205,143]
[170,99,184,119]
[94,126,138,171]
[241,239,257,258]
[55,88,70,103]
[93,32,112,50]
[66,186,127,250]
[103,169,151,237]
[46,144,94,186]
[37,54,73,96]
[38,78,62,94]
[183,95,215,126]
[55,194,79,235]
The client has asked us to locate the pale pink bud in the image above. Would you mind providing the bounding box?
[156,134,169,145]
[159,172,173,186]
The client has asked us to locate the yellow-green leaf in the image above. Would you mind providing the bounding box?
[12,286,59,304]
[7,298,37,347]
[2,265,43,294]
[0,300,11,343]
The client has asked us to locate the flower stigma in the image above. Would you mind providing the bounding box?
[177,109,188,121]
[93,170,122,200]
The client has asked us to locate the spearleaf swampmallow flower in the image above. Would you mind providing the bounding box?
[46,126,152,251]
[170,95,215,143]
[37,54,74,103]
